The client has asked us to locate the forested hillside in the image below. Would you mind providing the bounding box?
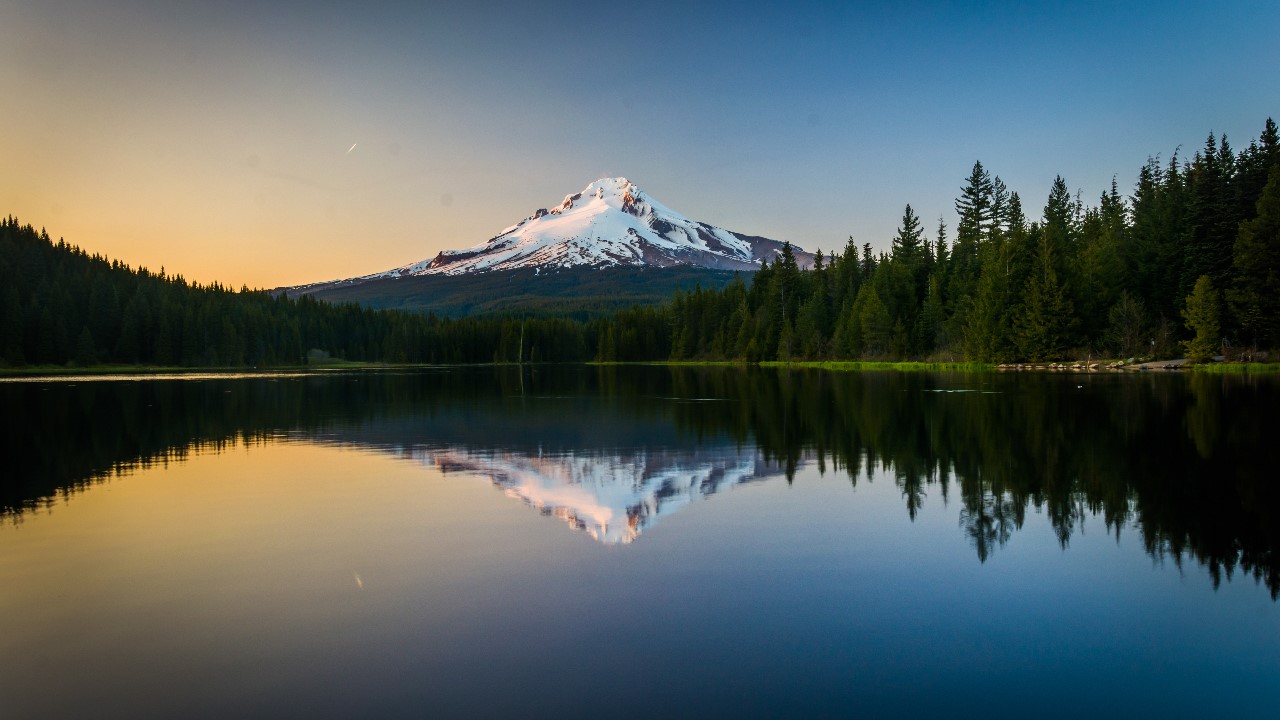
[0,219,594,366]
[609,119,1278,363]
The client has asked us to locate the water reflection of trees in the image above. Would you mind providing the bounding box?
[3,366,1276,597]
[2,371,522,518]
[1,367,691,518]
[662,366,1280,598]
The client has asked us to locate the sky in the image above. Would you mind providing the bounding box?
[3,0,1277,288]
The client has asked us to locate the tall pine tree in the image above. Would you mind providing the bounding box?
[1227,166,1280,349]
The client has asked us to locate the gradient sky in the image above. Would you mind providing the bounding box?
[4,0,1277,288]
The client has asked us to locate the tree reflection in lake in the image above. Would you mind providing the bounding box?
[3,365,1276,597]
[659,367,1279,596]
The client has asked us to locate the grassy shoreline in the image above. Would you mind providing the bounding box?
[1185,362,1280,374]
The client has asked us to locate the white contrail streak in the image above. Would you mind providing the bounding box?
[346,143,358,154]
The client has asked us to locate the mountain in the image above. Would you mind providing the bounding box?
[285,177,811,314]
[348,176,810,278]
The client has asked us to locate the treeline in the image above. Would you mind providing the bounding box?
[0,218,597,367]
[4,118,1277,368]
[627,118,1279,362]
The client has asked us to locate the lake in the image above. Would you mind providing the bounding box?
[2,366,1278,718]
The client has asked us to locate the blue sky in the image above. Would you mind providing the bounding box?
[3,0,1276,286]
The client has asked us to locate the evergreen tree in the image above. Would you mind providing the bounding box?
[949,161,994,320]
[796,260,831,359]
[857,285,891,357]
[1041,176,1081,344]
[1227,166,1280,349]
[1234,119,1279,227]
[1013,226,1074,361]
[1263,117,1280,166]
[913,274,944,357]
[1043,176,1077,260]
[1181,275,1221,362]
[963,250,1008,362]
[1127,153,1189,323]
[962,267,1004,361]
[1184,133,1238,293]
[934,216,950,269]
[1075,181,1126,344]
[776,242,800,305]
[833,236,862,307]
[1125,157,1161,300]
[1104,291,1148,358]
[990,176,1011,238]
[891,203,926,267]
[956,161,995,244]
[830,298,857,358]
[73,327,96,366]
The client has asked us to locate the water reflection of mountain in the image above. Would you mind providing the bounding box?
[3,366,1277,597]
[416,446,776,543]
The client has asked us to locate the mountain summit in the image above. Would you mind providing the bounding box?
[344,177,810,281]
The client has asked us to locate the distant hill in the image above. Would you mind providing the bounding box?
[284,266,746,318]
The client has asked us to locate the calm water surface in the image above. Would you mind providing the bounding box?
[2,366,1277,718]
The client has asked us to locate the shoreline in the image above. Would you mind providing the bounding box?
[5,357,1280,380]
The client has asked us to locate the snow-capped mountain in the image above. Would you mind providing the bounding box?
[313,177,810,286]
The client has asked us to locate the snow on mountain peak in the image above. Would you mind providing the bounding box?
[338,177,812,282]
[550,177,640,215]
